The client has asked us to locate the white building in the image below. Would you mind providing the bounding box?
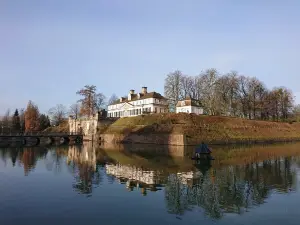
[176,97,204,115]
[107,87,169,118]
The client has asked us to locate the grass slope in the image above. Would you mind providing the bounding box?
[42,120,69,133]
[102,113,300,143]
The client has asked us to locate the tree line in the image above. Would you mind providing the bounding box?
[164,69,298,121]
[1,73,299,134]
[0,85,114,133]
[0,103,51,133]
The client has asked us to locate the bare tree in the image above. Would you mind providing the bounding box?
[189,75,205,102]
[3,109,10,127]
[292,104,300,121]
[108,94,119,105]
[200,68,219,115]
[215,75,232,116]
[1,109,11,133]
[95,93,106,111]
[48,104,67,125]
[69,103,81,119]
[76,85,106,116]
[19,108,25,132]
[164,70,183,111]
[180,75,193,99]
[76,85,97,117]
[163,68,296,121]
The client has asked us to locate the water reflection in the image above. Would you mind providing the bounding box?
[66,144,102,195]
[0,143,299,220]
[164,158,296,219]
[0,147,48,175]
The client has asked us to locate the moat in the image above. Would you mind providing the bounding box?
[1,143,300,225]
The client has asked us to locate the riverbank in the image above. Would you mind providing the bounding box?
[99,113,300,145]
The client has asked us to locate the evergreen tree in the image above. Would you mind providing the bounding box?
[39,114,51,130]
[12,109,21,131]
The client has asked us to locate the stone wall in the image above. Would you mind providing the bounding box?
[99,133,186,146]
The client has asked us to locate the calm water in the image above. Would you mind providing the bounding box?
[1,143,300,225]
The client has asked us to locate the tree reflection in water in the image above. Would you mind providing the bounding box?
[164,157,296,219]
[0,145,298,220]
[0,147,49,175]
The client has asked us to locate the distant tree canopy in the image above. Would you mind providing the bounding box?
[24,100,40,132]
[164,69,295,121]
[69,103,81,119]
[76,85,106,117]
[39,114,51,130]
[48,104,67,125]
[108,94,119,105]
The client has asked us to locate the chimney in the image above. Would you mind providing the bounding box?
[141,87,147,94]
[120,97,123,102]
[129,89,135,94]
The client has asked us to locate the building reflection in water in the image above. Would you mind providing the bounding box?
[66,143,101,195]
[1,143,298,219]
[105,163,164,194]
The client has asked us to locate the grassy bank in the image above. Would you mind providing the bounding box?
[101,113,300,144]
[42,120,69,133]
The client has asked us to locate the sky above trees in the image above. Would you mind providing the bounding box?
[0,0,299,114]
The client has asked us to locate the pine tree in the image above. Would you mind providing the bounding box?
[39,114,51,130]
[12,109,21,132]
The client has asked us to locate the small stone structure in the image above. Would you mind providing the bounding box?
[68,110,107,141]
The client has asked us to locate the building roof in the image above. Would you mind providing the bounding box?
[176,97,202,107]
[109,91,167,106]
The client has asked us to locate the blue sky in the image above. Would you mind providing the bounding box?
[0,0,299,114]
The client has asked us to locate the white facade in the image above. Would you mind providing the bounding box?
[176,98,204,115]
[107,87,168,118]
[176,105,203,114]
